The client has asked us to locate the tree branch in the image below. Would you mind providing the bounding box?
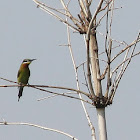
[66,15,96,140]
[0,121,78,140]
[32,0,81,32]
[109,32,140,102]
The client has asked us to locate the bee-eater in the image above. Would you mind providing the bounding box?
[17,59,36,101]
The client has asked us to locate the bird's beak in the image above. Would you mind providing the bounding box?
[31,59,36,61]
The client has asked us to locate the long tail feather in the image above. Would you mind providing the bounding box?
[18,86,24,101]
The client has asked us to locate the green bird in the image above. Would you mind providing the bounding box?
[17,59,36,101]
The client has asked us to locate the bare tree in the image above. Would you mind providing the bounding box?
[0,0,140,140]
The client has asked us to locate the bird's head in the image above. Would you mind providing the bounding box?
[22,59,36,65]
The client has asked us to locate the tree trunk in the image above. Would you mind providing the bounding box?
[89,33,107,140]
[97,108,107,140]
[89,34,102,97]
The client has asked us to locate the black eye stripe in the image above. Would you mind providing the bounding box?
[23,59,29,63]
[22,59,36,63]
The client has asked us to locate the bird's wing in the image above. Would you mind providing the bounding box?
[17,69,21,79]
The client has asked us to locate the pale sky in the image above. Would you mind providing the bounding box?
[0,0,140,140]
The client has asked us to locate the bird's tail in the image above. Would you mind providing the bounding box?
[18,86,24,101]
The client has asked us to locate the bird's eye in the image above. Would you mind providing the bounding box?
[23,59,28,62]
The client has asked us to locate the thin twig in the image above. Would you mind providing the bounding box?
[105,40,112,97]
[37,92,76,101]
[111,51,140,76]
[86,0,104,40]
[37,94,58,101]
[0,121,78,140]
[32,0,80,32]
[60,0,82,29]
[32,85,93,105]
[98,31,127,46]
[111,38,140,63]
[82,63,90,93]
[85,36,95,97]
[78,0,88,18]
[105,0,114,97]
[66,14,96,140]
[99,0,113,12]
[109,32,140,102]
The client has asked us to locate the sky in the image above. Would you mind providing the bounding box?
[0,0,140,140]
